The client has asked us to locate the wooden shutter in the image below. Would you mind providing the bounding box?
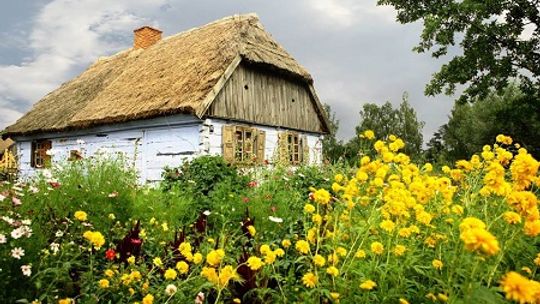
[277,131,289,165]
[301,135,310,165]
[256,129,266,164]
[222,125,235,163]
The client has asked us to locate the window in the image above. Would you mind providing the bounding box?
[31,139,52,168]
[222,125,265,164]
[287,132,302,165]
[278,131,310,165]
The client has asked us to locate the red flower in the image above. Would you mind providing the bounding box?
[105,248,116,261]
[242,197,250,203]
[247,181,257,188]
[49,181,61,189]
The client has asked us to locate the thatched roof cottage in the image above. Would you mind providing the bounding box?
[3,14,329,182]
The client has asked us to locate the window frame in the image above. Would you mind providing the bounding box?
[31,139,52,168]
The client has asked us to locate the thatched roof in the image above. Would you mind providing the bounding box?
[0,138,14,151]
[4,14,327,137]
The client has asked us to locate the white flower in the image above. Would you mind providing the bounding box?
[298,173,306,178]
[165,284,177,296]
[50,243,60,255]
[21,265,31,277]
[0,194,5,201]
[42,170,52,179]
[11,197,22,206]
[195,292,205,304]
[76,139,86,145]
[29,186,39,193]
[268,216,283,223]
[0,234,6,244]
[21,219,31,226]
[55,230,64,237]
[20,226,32,238]
[11,228,23,239]
[203,210,211,216]
[2,216,14,225]
[11,247,25,259]
[283,176,290,181]
[12,186,23,192]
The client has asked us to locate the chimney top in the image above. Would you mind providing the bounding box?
[133,26,162,50]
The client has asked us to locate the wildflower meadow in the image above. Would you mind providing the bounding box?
[1,132,539,303]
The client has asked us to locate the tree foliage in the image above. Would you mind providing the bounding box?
[425,85,540,163]
[378,0,540,102]
[349,96,425,159]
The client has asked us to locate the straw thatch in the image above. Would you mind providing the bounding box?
[0,138,14,153]
[4,14,325,137]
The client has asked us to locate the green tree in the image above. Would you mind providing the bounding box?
[425,85,540,163]
[322,104,347,163]
[378,0,540,102]
[349,95,425,159]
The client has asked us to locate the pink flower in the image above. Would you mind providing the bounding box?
[195,292,205,304]
[242,197,250,203]
[11,197,21,206]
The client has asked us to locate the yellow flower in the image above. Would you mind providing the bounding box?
[313,254,326,267]
[274,248,285,257]
[503,211,522,224]
[247,225,256,237]
[312,214,323,225]
[74,211,87,221]
[313,189,331,205]
[370,241,384,255]
[330,292,340,301]
[534,253,540,266]
[432,259,443,270]
[247,256,265,271]
[295,240,310,254]
[58,299,71,304]
[193,252,203,264]
[259,244,271,255]
[282,239,291,248]
[104,269,114,277]
[363,130,375,140]
[233,298,241,304]
[201,267,219,285]
[399,298,410,304]
[99,279,109,288]
[379,220,395,232]
[153,257,163,268]
[393,245,406,256]
[359,280,377,290]
[524,220,540,237]
[206,249,225,266]
[176,261,189,274]
[500,271,539,303]
[264,250,277,264]
[336,247,347,257]
[218,265,239,288]
[83,231,105,249]
[460,228,500,255]
[437,293,448,302]
[142,294,154,304]
[326,266,339,277]
[127,256,135,264]
[355,249,366,259]
[304,203,316,213]
[302,272,318,288]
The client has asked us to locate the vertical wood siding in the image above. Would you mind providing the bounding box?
[208,64,324,133]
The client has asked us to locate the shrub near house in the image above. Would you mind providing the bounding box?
[0,133,540,303]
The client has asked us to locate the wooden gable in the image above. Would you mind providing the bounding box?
[206,63,326,133]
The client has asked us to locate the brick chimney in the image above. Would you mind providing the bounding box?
[133,26,162,49]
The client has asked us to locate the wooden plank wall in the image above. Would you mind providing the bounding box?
[208,64,324,133]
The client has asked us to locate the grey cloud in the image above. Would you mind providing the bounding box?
[0,0,456,142]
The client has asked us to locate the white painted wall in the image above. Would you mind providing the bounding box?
[14,115,202,183]
[207,118,324,165]
[14,116,325,183]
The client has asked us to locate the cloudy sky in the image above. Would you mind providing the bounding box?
[0,0,457,141]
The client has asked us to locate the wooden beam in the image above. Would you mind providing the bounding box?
[196,55,242,118]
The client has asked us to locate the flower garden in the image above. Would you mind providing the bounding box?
[1,132,539,303]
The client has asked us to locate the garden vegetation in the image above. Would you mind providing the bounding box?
[1,132,539,303]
